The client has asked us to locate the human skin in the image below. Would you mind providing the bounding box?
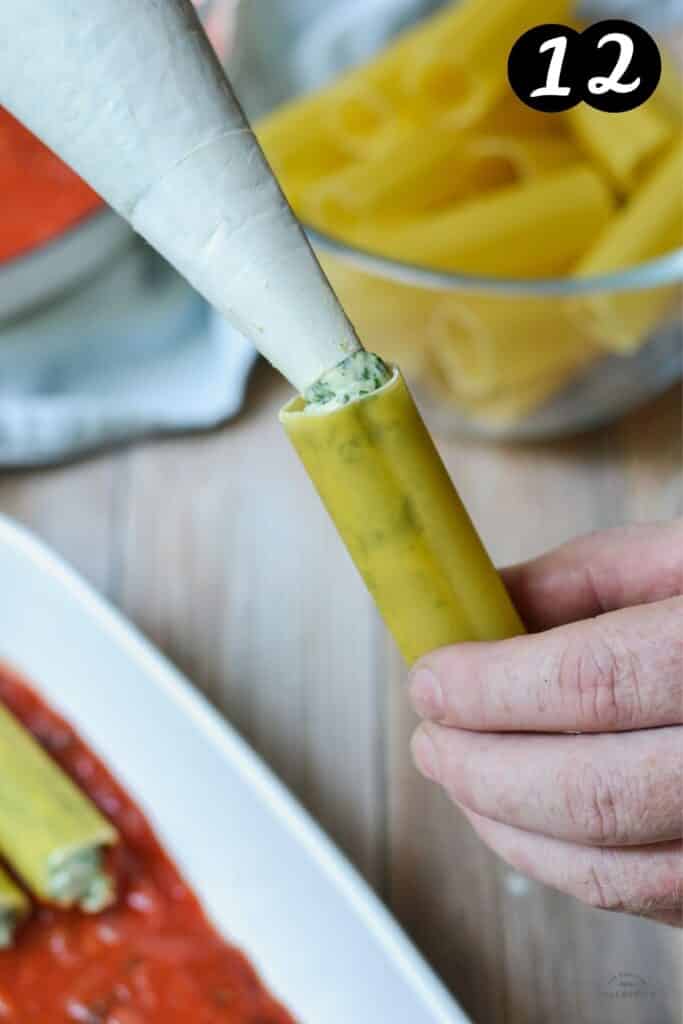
[409,521,683,926]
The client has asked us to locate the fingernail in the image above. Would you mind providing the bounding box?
[409,665,444,721]
[411,728,440,782]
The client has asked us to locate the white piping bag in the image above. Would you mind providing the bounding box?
[0,0,360,392]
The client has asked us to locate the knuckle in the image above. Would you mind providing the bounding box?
[641,853,683,915]
[562,763,629,845]
[580,851,683,917]
[664,598,683,672]
[637,874,683,917]
[581,862,626,913]
[559,621,644,731]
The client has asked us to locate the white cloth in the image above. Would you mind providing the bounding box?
[0,242,257,466]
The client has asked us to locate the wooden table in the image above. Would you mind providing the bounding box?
[1,369,680,1024]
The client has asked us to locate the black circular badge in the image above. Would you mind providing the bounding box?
[580,20,662,113]
[508,24,583,113]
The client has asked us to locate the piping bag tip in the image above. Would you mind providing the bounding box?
[281,366,524,665]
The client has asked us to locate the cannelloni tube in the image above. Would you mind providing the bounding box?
[404,0,571,120]
[0,703,118,912]
[426,297,599,400]
[574,139,683,351]
[281,370,525,664]
[303,128,577,228]
[359,164,615,276]
[0,867,29,949]
[566,102,675,194]
[577,140,683,277]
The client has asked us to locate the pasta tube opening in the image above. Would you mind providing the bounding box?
[303,350,393,413]
[47,847,114,913]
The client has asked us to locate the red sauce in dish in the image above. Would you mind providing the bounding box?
[0,108,103,264]
[0,665,295,1024]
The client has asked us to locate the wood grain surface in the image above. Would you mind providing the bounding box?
[0,368,681,1024]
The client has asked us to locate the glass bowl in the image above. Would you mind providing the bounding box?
[231,0,683,440]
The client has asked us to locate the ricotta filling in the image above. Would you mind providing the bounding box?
[303,351,392,414]
[48,848,113,913]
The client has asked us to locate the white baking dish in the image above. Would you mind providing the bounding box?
[0,515,469,1024]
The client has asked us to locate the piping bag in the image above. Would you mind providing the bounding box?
[0,0,524,663]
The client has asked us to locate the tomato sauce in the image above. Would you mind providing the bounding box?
[0,666,295,1024]
[0,108,103,264]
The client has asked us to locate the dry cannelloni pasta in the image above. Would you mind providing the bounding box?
[575,139,683,351]
[402,0,571,122]
[305,128,580,228]
[566,102,675,195]
[356,165,615,276]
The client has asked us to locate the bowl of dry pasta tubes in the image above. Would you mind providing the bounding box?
[231,0,683,439]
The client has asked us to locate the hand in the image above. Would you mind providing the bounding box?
[409,522,683,926]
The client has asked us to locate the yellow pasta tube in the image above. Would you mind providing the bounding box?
[469,134,579,179]
[0,702,118,912]
[0,867,29,949]
[404,0,572,121]
[303,125,579,230]
[257,81,398,163]
[359,164,616,276]
[566,101,675,194]
[324,85,399,158]
[448,365,597,426]
[425,295,599,400]
[257,109,350,189]
[578,139,683,275]
[484,93,568,137]
[281,371,524,664]
[303,125,515,227]
[574,138,683,352]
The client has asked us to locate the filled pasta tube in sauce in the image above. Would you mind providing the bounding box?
[0,703,118,912]
[282,361,525,664]
[0,867,29,949]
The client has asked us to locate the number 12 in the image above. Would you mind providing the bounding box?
[530,30,641,99]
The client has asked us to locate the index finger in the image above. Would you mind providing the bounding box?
[410,597,683,733]
[502,520,683,632]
